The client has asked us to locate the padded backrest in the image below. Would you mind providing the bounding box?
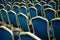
[17,13,29,31]
[13,5,19,14]
[20,6,27,15]
[31,16,50,40]
[1,9,8,23]
[20,2,26,6]
[8,10,18,27]
[27,3,34,7]
[0,26,14,40]
[29,6,37,18]
[57,10,60,17]
[33,1,39,4]
[6,4,11,11]
[35,3,42,16]
[51,18,60,40]
[44,8,56,21]
[49,1,56,10]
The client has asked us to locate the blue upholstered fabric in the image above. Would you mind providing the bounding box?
[57,10,60,17]
[44,8,55,22]
[32,17,48,39]
[6,4,11,11]
[35,3,42,16]
[20,6,27,15]
[18,13,28,31]
[13,5,19,14]
[8,10,17,27]
[20,35,35,40]
[0,28,12,40]
[52,19,60,40]
[29,7,37,18]
[1,9,8,23]
[40,1,46,6]
[49,1,56,10]
[0,0,3,4]
[20,3,25,6]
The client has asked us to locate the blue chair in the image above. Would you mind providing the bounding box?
[35,3,42,16]
[51,18,60,40]
[26,1,31,4]
[1,9,9,24]
[49,1,56,10]
[6,4,11,11]
[13,2,20,5]
[17,13,30,31]
[0,26,14,40]
[43,4,53,9]
[40,1,46,6]
[44,8,56,22]
[20,32,41,40]
[13,5,20,14]
[29,6,37,18]
[31,16,51,40]
[8,10,19,28]
[57,10,60,17]
[0,4,5,9]
[20,6,27,15]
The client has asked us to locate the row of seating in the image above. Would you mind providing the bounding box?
[0,0,60,40]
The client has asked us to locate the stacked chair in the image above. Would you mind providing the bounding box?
[0,0,60,40]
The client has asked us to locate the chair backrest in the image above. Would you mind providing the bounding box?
[0,26,14,40]
[35,3,42,16]
[0,4,5,9]
[6,4,11,11]
[49,1,56,10]
[13,2,20,5]
[17,13,30,31]
[31,16,50,40]
[43,4,53,9]
[20,32,41,40]
[40,1,46,6]
[33,1,39,4]
[44,8,56,22]
[57,10,60,17]
[20,6,27,15]
[8,10,18,28]
[51,18,60,40]
[29,6,37,18]
[1,9,9,23]
[13,5,20,14]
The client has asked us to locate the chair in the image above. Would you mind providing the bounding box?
[35,3,42,16]
[13,5,20,14]
[29,6,37,18]
[17,13,30,31]
[57,10,60,17]
[13,2,20,5]
[8,10,19,28]
[20,32,41,40]
[51,18,60,40]
[6,4,11,11]
[0,26,14,40]
[30,16,51,40]
[44,8,56,22]
[49,1,56,10]
[1,9,9,24]
[40,1,46,6]
[43,4,53,9]
[0,4,5,9]
[20,6,27,15]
